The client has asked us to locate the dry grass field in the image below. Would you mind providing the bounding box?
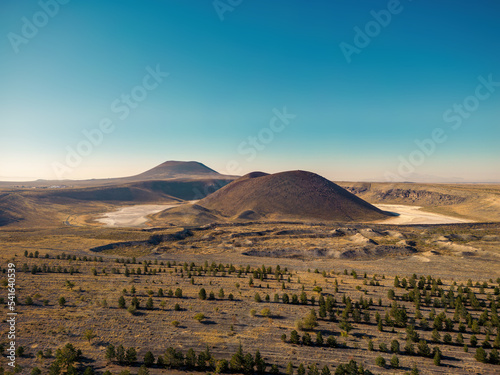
[1,219,499,375]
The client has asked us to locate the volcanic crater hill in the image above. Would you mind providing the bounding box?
[0,160,236,188]
[0,161,235,228]
[124,160,224,181]
[197,170,392,222]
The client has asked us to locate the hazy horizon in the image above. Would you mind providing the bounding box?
[1,158,500,185]
[1,1,499,183]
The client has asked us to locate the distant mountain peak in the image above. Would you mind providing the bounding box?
[157,160,207,166]
[130,160,222,180]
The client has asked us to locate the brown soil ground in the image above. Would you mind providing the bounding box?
[1,220,499,375]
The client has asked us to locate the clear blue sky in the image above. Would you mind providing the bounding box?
[1,0,499,182]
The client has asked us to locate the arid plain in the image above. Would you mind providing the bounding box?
[1,161,500,375]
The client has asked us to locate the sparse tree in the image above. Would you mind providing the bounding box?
[302,332,312,346]
[216,359,229,374]
[199,288,207,300]
[433,348,441,366]
[255,350,266,374]
[326,335,337,348]
[131,296,140,309]
[54,343,81,369]
[282,293,290,304]
[417,340,431,358]
[300,291,308,305]
[116,344,125,364]
[194,313,205,322]
[388,289,395,300]
[391,339,400,353]
[48,361,61,375]
[127,304,137,315]
[375,356,386,367]
[118,296,126,309]
[15,346,25,358]
[125,347,137,365]
[443,333,452,344]
[406,325,419,342]
[175,288,183,298]
[144,351,155,367]
[432,329,441,343]
[196,348,208,370]
[489,349,499,365]
[316,331,323,346]
[475,347,487,363]
[470,335,478,347]
[185,348,197,369]
[301,309,318,330]
[339,318,352,333]
[105,344,115,362]
[243,353,255,375]
[83,329,96,343]
[290,330,300,344]
[230,344,244,372]
[390,355,399,368]
[368,339,374,351]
